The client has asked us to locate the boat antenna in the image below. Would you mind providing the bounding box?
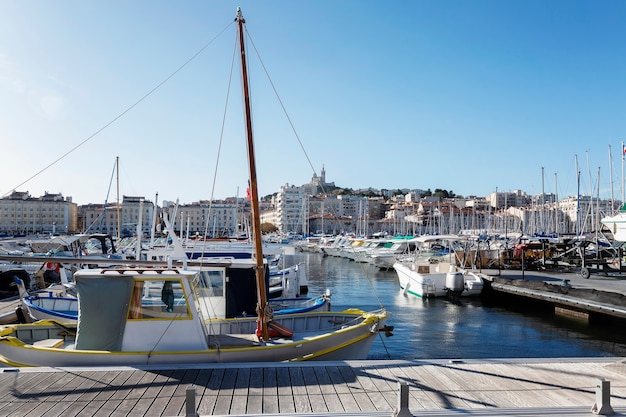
[237,7,270,341]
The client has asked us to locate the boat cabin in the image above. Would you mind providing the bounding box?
[73,260,269,352]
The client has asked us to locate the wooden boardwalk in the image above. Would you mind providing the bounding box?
[0,358,626,416]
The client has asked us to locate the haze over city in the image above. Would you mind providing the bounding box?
[1,1,625,206]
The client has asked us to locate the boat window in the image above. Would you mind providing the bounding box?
[127,279,190,319]
[192,269,224,297]
[83,237,103,255]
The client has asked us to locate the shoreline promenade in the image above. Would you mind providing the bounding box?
[0,358,625,416]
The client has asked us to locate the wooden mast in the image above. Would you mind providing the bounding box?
[236,8,269,341]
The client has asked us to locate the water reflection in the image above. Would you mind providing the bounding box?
[290,251,626,360]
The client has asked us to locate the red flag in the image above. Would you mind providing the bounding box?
[246,181,251,200]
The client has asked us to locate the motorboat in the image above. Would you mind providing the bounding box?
[393,235,484,298]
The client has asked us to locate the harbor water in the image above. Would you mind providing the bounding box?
[288,251,626,360]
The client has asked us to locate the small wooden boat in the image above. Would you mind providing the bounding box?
[0,266,387,367]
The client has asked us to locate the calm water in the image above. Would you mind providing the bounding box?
[287,252,626,360]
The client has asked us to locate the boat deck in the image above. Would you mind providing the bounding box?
[0,358,625,416]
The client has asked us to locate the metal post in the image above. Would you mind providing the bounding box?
[186,386,199,417]
[591,378,614,415]
[393,381,412,417]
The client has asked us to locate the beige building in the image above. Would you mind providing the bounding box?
[0,191,78,235]
[79,196,154,237]
[166,199,245,238]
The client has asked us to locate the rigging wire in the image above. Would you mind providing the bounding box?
[244,26,319,184]
[3,21,235,197]
[237,25,391,319]
[190,26,241,326]
[200,30,238,251]
[244,25,343,228]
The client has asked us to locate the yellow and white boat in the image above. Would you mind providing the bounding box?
[0,264,388,367]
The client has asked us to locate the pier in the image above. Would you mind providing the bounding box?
[0,359,625,416]
[479,267,626,320]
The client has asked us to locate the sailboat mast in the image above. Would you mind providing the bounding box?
[237,8,269,341]
[116,156,121,243]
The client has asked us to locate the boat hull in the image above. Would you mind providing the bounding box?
[0,310,387,367]
[393,262,483,298]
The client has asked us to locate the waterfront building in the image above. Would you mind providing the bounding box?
[79,196,154,238]
[557,195,616,235]
[166,199,244,238]
[0,191,77,235]
[487,190,530,209]
[273,184,306,234]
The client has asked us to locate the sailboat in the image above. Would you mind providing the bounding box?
[0,9,389,367]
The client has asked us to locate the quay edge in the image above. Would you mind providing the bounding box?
[478,268,626,320]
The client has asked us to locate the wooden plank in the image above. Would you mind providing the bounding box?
[116,368,160,415]
[229,367,250,415]
[442,364,507,409]
[80,369,124,403]
[371,363,408,410]
[262,366,279,414]
[301,366,328,413]
[391,363,450,410]
[313,366,343,412]
[244,367,263,414]
[301,366,322,396]
[140,369,174,417]
[124,396,154,416]
[154,369,189,416]
[75,399,109,417]
[70,370,129,417]
[92,399,124,417]
[276,366,296,414]
[107,370,152,417]
[214,367,238,414]
[431,364,489,409]
[163,369,200,416]
[501,363,574,408]
[0,369,41,402]
[472,363,533,408]
[288,366,312,413]
[55,400,90,416]
[196,368,219,416]
[1,399,48,417]
[103,370,140,402]
[352,363,392,412]
[326,365,352,395]
[145,396,172,417]
[346,366,377,412]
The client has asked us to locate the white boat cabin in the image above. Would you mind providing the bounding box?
[73,260,267,352]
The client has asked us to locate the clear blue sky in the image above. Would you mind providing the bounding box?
[1,1,625,206]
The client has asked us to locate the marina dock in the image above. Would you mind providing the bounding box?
[479,267,626,320]
[0,358,625,416]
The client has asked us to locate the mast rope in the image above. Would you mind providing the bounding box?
[197,32,238,258]
[244,27,320,187]
[3,21,234,197]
